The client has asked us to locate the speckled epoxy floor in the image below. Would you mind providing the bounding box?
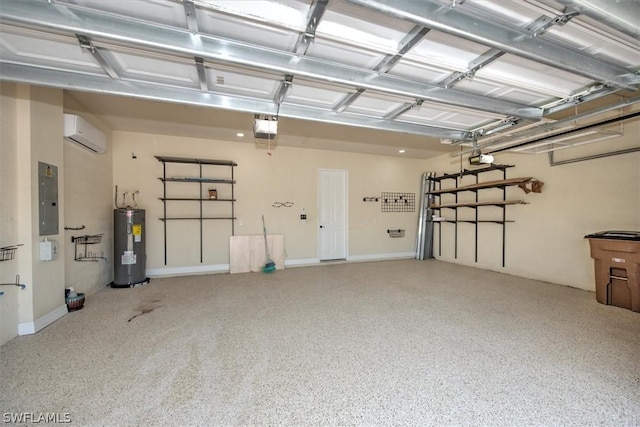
[1,259,639,426]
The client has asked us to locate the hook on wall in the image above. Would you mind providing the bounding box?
[0,275,27,294]
[64,225,86,231]
[272,201,294,208]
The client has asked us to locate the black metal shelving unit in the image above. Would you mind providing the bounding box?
[429,164,528,267]
[155,156,237,265]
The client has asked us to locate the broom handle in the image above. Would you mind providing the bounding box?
[262,215,271,259]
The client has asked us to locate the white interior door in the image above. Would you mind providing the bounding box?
[318,169,347,261]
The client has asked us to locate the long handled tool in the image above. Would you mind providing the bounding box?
[261,215,276,273]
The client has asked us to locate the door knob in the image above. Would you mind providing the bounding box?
[320,225,324,228]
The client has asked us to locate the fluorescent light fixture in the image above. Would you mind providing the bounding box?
[398,149,406,153]
[236,132,244,137]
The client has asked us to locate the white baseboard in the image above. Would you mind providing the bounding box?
[146,253,415,278]
[287,253,415,265]
[146,264,229,277]
[18,304,67,336]
[347,252,415,262]
[17,322,34,336]
[284,258,320,267]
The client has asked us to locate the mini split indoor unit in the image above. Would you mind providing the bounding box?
[63,114,107,154]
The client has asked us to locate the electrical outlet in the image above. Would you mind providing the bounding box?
[300,214,307,220]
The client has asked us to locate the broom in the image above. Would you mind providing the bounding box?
[261,215,276,273]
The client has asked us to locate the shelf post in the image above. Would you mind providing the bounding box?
[438,182,442,257]
[454,177,458,260]
[163,161,167,265]
[199,162,203,263]
[231,165,235,236]
[475,174,479,263]
[502,167,507,267]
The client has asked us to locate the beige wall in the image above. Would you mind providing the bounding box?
[2,85,114,345]
[25,86,66,321]
[112,131,428,271]
[425,122,640,291]
[2,84,635,346]
[63,99,114,295]
[15,85,35,330]
[0,83,20,344]
[1,85,68,343]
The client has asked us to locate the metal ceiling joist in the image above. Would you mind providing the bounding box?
[76,34,119,79]
[543,85,622,116]
[0,0,542,120]
[478,117,521,138]
[466,95,640,155]
[346,0,640,90]
[474,82,625,140]
[194,57,208,92]
[385,99,423,120]
[524,11,579,37]
[287,0,327,103]
[556,0,640,41]
[333,89,365,113]
[0,62,472,141]
[294,0,329,56]
[443,8,584,137]
[493,110,640,154]
[374,25,431,73]
[331,25,430,113]
[183,0,199,34]
[438,48,505,89]
[273,74,294,104]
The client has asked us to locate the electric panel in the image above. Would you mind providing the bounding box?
[38,162,59,236]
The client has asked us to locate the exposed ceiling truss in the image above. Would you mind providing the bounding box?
[0,0,638,152]
[347,0,638,90]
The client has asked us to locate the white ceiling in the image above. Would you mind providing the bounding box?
[0,0,638,158]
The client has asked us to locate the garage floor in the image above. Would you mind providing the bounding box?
[1,260,638,425]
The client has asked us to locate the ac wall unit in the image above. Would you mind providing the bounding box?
[63,114,107,154]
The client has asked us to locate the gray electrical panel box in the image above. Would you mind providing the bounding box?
[38,162,59,236]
